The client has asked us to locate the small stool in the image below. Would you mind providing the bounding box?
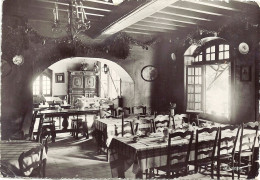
[71,118,83,139]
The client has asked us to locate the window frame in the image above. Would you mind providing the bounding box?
[33,73,52,97]
[185,43,231,114]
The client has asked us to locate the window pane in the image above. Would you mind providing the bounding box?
[206,54,210,61]
[195,68,200,75]
[219,52,224,60]
[188,68,194,75]
[188,85,194,93]
[195,103,201,110]
[206,47,210,53]
[195,85,201,93]
[195,94,201,102]
[195,56,198,62]
[225,44,229,50]
[225,51,229,59]
[219,44,223,51]
[211,54,215,60]
[199,55,202,61]
[42,75,51,95]
[188,94,194,102]
[211,46,215,52]
[188,103,194,109]
[195,76,199,84]
[188,76,194,84]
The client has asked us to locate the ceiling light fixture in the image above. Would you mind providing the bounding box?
[52,0,91,39]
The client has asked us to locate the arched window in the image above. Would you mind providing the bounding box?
[186,43,230,118]
[33,74,52,96]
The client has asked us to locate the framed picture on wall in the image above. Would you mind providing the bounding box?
[240,65,251,81]
[55,73,65,83]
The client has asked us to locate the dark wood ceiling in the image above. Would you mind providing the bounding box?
[2,0,260,40]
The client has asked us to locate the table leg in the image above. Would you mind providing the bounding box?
[76,115,79,139]
[62,115,69,130]
[85,115,89,139]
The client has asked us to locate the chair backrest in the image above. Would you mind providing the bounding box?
[167,131,194,167]
[153,115,170,133]
[134,117,154,135]
[238,122,259,155]
[18,144,44,177]
[195,127,219,162]
[218,125,240,158]
[36,114,45,143]
[100,106,116,118]
[132,105,146,115]
[173,114,188,129]
[29,111,38,141]
[115,107,131,117]
[114,111,134,137]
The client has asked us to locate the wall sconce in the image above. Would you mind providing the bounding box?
[104,64,109,74]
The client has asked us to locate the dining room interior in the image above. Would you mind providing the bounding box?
[1,0,260,179]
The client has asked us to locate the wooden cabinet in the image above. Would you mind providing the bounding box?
[68,71,97,105]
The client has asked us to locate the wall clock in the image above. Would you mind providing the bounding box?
[141,65,158,82]
[238,42,249,54]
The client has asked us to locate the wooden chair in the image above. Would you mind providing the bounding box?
[173,114,188,129]
[18,136,49,177]
[115,107,131,117]
[37,114,56,143]
[28,111,38,140]
[100,106,116,118]
[155,130,194,178]
[234,122,259,179]
[153,114,170,133]
[132,105,146,116]
[134,117,154,135]
[114,111,134,137]
[190,127,219,179]
[216,125,241,179]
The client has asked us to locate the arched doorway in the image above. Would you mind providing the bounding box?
[33,57,135,107]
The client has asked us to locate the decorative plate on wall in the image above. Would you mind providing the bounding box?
[141,65,158,82]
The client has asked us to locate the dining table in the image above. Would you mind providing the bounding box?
[36,108,99,139]
[108,125,255,178]
[0,140,47,177]
[93,115,154,152]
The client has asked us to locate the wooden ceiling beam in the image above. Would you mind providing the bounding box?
[128,25,170,33]
[89,0,180,39]
[123,30,153,35]
[143,17,193,27]
[151,13,200,25]
[139,19,186,28]
[158,10,212,22]
[124,27,162,35]
[135,21,180,31]
[168,5,224,16]
[173,1,241,16]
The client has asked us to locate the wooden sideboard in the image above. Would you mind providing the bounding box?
[68,71,98,105]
